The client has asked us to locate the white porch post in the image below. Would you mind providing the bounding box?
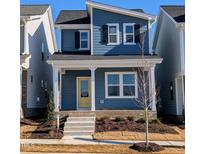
[90,67,96,111]
[150,66,156,111]
[24,21,29,54]
[53,67,60,128]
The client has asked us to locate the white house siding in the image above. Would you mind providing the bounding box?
[24,11,55,112]
[155,12,183,115]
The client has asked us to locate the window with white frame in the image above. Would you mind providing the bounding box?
[123,23,135,44]
[105,72,137,98]
[80,30,90,50]
[107,24,119,45]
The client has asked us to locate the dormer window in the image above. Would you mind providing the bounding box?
[80,30,90,50]
[107,23,119,45]
[123,23,135,45]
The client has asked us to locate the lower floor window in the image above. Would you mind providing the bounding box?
[105,72,137,98]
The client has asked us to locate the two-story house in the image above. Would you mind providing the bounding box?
[153,6,185,121]
[20,5,57,117]
[48,1,162,117]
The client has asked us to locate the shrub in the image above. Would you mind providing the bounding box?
[151,119,161,124]
[99,116,109,121]
[136,118,145,123]
[47,91,55,120]
[115,116,125,122]
[127,116,135,121]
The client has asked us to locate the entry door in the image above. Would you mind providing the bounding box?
[77,77,91,109]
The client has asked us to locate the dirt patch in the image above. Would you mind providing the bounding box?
[96,119,178,134]
[20,116,67,139]
[20,144,184,154]
[130,142,164,152]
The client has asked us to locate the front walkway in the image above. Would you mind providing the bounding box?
[20,136,185,147]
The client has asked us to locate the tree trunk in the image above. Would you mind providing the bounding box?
[145,107,149,148]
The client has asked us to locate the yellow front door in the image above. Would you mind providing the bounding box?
[77,77,91,109]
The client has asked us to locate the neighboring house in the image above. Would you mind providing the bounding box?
[20,5,57,117]
[153,6,185,120]
[48,1,162,115]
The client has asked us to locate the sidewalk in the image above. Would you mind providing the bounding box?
[21,136,185,147]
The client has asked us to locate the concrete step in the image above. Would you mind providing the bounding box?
[69,112,96,117]
[64,126,94,131]
[67,117,95,121]
[63,130,94,136]
[65,121,95,127]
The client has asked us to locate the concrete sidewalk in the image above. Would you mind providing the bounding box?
[21,136,185,147]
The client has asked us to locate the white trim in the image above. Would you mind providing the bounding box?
[107,23,120,45]
[123,23,136,45]
[90,67,96,111]
[148,20,151,54]
[175,78,179,115]
[48,58,162,68]
[79,30,90,50]
[86,0,156,21]
[59,29,62,52]
[90,7,94,55]
[76,76,91,110]
[56,24,90,29]
[105,72,138,99]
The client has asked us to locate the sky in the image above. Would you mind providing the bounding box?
[20,0,185,49]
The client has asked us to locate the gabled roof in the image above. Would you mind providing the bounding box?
[55,10,90,24]
[161,6,185,23]
[86,0,156,22]
[20,4,49,16]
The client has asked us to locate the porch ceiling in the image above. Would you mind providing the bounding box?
[47,54,162,68]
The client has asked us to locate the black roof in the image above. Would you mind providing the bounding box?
[55,10,90,24]
[49,53,160,61]
[21,5,49,16]
[161,6,185,23]
[55,9,145,24]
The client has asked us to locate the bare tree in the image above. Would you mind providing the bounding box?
[132,25,155,148]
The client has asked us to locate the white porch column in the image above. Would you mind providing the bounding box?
[24,21,29,54]
[53,67,60,112]
[90,67,96,111]
[150,66,156,111]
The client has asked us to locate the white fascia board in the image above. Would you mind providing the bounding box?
[55,24,91,30]
[48,58,163,68]
[86,0,156,22]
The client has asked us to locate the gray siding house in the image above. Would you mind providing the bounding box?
[153,6,185,120]
[48,1,162,115]
[20,5,57,117]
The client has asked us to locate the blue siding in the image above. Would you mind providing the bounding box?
[92,8,149,55]
[61,68,144,110]
[61,29,90,53]
[61,70,91,110]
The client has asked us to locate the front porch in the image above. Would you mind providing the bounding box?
[48,54,162,113]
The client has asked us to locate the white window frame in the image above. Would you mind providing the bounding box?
[105,72,138,99]
[79,30,90,50]
[107,23,120,45]
[123,23,135,45]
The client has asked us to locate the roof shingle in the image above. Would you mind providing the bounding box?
[161,6,185,23]
[21,5,49,16]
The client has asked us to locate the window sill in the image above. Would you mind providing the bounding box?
[79,48,90,50]
[107,43,120,46]
[123,43,136,45]
[105,96,137,99]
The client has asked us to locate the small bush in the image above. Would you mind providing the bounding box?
[115,116,125,122]
[151,119,161,124]
[127,116,135,121]
[47,91,55,120]
[99,116,109,121]
[136,118,145,123]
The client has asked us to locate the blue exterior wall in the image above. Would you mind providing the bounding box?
[61,29,90,53]
[61,68,144,110]
[61,70,91,110]
[92,8,149,55]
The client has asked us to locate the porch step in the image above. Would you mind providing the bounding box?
[63,112,96,137]
[63,130,94,136]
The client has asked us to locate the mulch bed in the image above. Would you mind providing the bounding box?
[96,119,179,134]
[130,142,165,152]
[20,116,68,139]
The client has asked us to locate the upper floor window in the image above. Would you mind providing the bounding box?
[107,23,119,45]
[123,23,135,45]
[80,30,90,50]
